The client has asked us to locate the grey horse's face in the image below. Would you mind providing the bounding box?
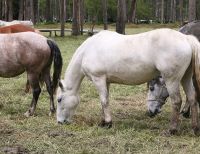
[56,80,79,124]
[147,77,169,117]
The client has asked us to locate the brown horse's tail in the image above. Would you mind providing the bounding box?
[47,39,63,93]
[188,35,200,103]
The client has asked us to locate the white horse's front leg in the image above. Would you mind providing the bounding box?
[92,76,112,128]
[162,81,182,136]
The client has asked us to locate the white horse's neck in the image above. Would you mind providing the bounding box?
[63,49,84,95]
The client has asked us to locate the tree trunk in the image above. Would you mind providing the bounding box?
[129,0,136,23]
[80,0,84,34]
[173,0,176,22]
[0,1,2,19]
[102,0,108,29]
[60,0,66,37]
[30,0,34,23]
[2,0,8,20]
[18,0,24,20]
[155,0,160,22]
[53,0,60,22]
[165,0,171,23]
[161,0,164,23]
[116,0,126,34]
[25,0,33,21]
[179,0,183,25]
[170,0,176,22]
[72,0,80,35]
[8,0,13,21]
[189,0,196,22]
[46,0,52,22]
[33,0,39,24]
[170,0,173,22]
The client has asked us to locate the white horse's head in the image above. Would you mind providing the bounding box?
[146,77,169,117]
[56,80,79,124]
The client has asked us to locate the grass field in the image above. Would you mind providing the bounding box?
[1,25,200,154]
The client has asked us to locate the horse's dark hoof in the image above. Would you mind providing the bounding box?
[193,127,200,136]
[181,110,190,118]
[99,120,112,128]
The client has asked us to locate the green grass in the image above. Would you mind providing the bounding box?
[1,25,200,154]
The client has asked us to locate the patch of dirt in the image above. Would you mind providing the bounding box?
[1,145,29,154]
[48,131,75,138]
[115,111,130,119]
[92,138,110,148]
[0,128,13,136]
[0,121,14,136]
[0,103,4,109]
[74,115,96,126]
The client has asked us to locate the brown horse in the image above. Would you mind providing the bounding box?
[0,32,62,117]
[0,24,42,92]
[0,24,40,34]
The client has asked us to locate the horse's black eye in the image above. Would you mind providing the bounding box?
[150,86,154,91]
[57,97,62,103]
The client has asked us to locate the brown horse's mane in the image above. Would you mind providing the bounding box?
[0,24,41,34]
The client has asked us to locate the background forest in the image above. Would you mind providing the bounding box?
[0,0,200,26]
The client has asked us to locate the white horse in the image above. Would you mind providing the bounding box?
[0,20,33,27]
[57,29,200,135]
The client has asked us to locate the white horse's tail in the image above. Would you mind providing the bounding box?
[187,35,200,100]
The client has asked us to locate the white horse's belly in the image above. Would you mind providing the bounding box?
[106,70,159,85]
[83,57,159,85]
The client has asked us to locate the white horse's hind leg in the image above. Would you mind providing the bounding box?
[181,71,200,135]
[92,76,112,128]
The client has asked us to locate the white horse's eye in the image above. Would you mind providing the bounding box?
[57,97,62,103]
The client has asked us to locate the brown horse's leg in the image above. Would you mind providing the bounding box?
[24,74,41,117]
[43,70,55,116]
[181,75,200,118]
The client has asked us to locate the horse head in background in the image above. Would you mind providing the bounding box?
[0,32,62,117]
[179,20,200,41]
[147,20,200,118]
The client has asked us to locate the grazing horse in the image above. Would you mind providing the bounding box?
[56,29,200,135]
[0,24,41,34]
[0,32,62,116]
[0,20,33,27]
[0,24,42,92]
[147,21,200,119]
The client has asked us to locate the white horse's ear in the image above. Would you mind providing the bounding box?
[59,80,65,92]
